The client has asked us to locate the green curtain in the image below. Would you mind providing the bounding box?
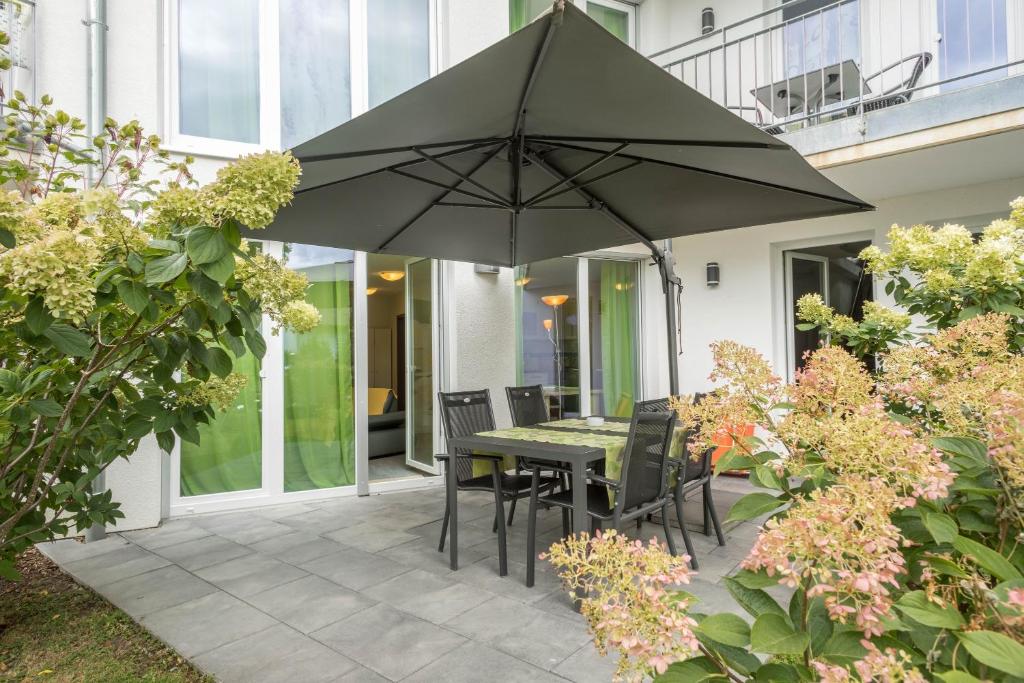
[179,351,262,496]
[510,0,554,31]
[283,264,356,491]
[586,3,629,42]
[600,261,638,417]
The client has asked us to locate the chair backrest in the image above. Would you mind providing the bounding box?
[680,392,714,483]
[616,410,676,515]
[506,385,548,427]
[635,397,671,414]
[438,389,496,482]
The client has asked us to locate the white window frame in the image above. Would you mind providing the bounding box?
[163,0,437,159]
[578,0,637,47]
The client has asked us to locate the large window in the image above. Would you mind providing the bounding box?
[516,256,641,419]
[938,0,1008,91]
[281,245,357,492]
[510,0,634,44]
[782,0,861,80]
[171,0,432,152]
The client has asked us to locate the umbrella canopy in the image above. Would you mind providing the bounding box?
[257,0,871,266]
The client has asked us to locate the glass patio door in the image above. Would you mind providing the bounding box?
[784,251,829,377]
[404,258,438,473]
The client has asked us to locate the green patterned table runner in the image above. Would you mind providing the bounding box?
[470,427,627,478]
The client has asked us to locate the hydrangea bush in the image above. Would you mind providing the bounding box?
[0,84,318,577]
[546,199,1024,681]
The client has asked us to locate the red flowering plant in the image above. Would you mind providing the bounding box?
[546,199,1024,682]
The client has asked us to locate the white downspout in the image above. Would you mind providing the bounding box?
[83,0,108,542]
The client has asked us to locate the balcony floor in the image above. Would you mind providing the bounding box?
[39,477,771,682]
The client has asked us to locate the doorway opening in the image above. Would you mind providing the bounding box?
[365,253,436,483]
[784,239,874,378]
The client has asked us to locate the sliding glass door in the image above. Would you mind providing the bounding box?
[588,259,639,417]
[404,258,437,472]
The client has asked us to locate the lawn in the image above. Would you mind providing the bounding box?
[0,547,211,682]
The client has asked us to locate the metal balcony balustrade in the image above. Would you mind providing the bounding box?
[648,0,1022,135]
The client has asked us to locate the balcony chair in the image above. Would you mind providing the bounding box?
[637,395,726,570]
[436,389,559,576]
[849,52,933,115]
[524,409,679,587]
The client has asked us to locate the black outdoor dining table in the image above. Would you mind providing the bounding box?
[443,416,631,572]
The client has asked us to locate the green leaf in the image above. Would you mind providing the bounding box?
[656,657,728,683]
[923,555,968,578]
[221,219,242,248]
[155,429,175,453]
[0,558,20,581]
[936,672,982,683]
[147,238,180,253]
[245,329,267,359]
[895,591,964,630]
[712,448,756,475]
[697,613,750,647]
[24,297,53,335]
[27,398,63,417]
[199,251,235,283]
[955,631,1024,677]
[932,436,987,464]
[116,280,150,315]
[723,577,788,620]
[730,569,781,589]
[0,227,15,248]
[750,613,808,656]
[145,252,188,284]
[185,225,229,265]
[0,369,18,393]
[953,535,1023,581]
[43,324,92,357]
[186,270,223,307]
[921,510,958,544]
[726,492,785,523]
[205,347,233,378]
[821,631,868,666]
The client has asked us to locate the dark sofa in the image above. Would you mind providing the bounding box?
[368,392,405,458]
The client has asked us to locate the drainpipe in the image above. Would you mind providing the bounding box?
[83,0,107,542]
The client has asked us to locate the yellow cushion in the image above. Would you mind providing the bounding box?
[368,387,393,416]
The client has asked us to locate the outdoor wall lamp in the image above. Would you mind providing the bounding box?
[377,270,405,282]
[706,262,720,287]
[701,7,715,35]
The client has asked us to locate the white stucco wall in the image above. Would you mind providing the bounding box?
[672,174,1024,394]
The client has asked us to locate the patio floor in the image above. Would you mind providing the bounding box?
[38,477,766,683]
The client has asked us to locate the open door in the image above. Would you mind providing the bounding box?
[404,258,439,474]
[784,251,829,378]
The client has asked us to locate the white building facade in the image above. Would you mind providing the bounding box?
[13,0,1024,530]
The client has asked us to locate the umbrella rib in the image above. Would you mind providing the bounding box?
[523,146,660,254]
[295,137,508,164]
[390,168,510,208]
[526,135,789,150]
[376,142,509,253]
[512,1,563,138]
[435,202,509,209]
[523,142,629,207]
[542,139,873,210]
[295,139,508,196]
[529,159,642,205]
[413,147,511,205]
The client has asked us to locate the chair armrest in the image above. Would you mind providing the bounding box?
[587,473,622,489]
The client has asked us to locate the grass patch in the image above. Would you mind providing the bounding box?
[0,547,212,682]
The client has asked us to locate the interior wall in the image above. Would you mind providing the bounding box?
[367,291,405,394]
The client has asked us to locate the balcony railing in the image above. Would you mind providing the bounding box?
[0,0,33,105]
[648,0,1023,134]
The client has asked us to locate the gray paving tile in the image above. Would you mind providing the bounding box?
[277,507,361,534]
[194,553,309,598]
[275,537,352,565]
[152,535,252,571]
[141,591,278,658]
[194,623,357,683]
[37,536,131,564]
[363,569,492,624]
[324,522,418,553]
[311,603,466,680]
[335,665,390,682]
[552,641,619,683]
[443,596,590,670]
[403,641,565,682]
[95,564,217,618]
[376,537,487,577]
[685,578,751,618]
[298,548,411,591]
[254,502,318,520]
[246,575,377,634]
[214,518,297,546]
[63,544,170,587]
[247,530,323,556]
[124,521,213,550]
[453,555,563,604]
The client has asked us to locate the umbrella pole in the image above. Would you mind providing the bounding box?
[654,241,681,397]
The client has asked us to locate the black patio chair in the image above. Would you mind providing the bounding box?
[638,394,726,570]
[436,389,559,576]
[849,52,933,114]
[506,384,570,524]
[525,409,678,587]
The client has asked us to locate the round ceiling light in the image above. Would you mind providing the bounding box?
[378,271,405,282]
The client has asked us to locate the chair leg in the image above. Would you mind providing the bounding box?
[635,517,642,531]
[661,502,678,557]
[438,499,449,553]
[675,488,699,570]
[704,480,726,546]
[526,469,541,588]
[491,463,508,577]
[561,507,570,537]
[507,495,518,527]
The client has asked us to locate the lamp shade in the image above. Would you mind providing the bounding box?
[378,270,405,282]
[542,319,553,331]
[541,294,569,307]
[366,287,378,295]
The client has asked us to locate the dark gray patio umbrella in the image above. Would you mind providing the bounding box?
[256,0,872,394]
